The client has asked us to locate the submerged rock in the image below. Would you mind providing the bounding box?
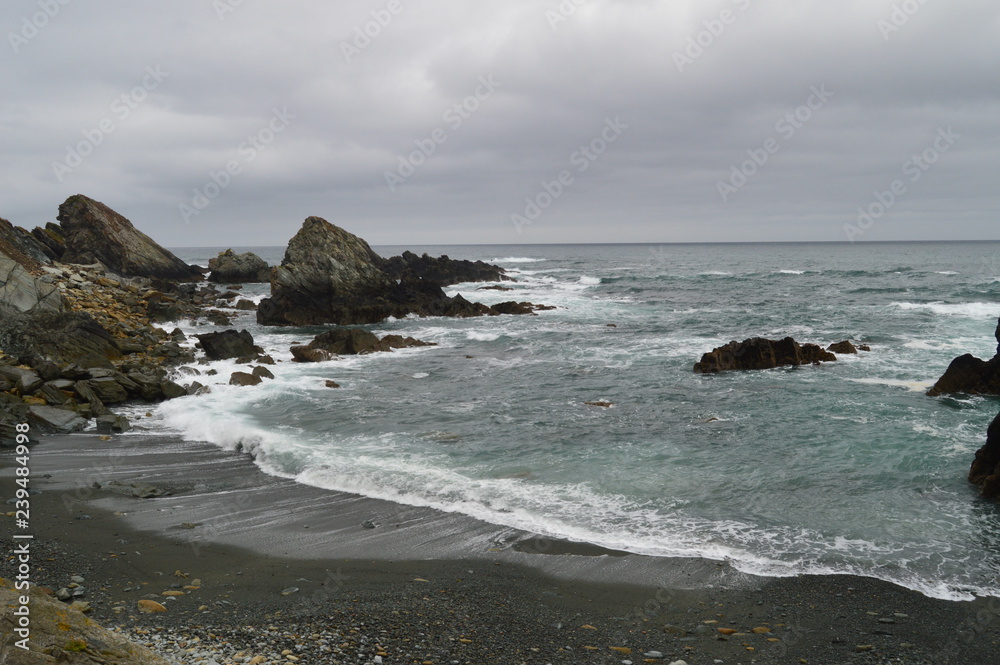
[828,340,858,354]
[208,248,271,283]
[57,194,201,280]
[969,411,1000,498]
[694,337,837,373]
[291,328,435,362]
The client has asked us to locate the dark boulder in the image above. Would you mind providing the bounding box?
[694,336,838,373]
[927,316,1000,397]
[95,414,131,434]
[208,249,271,283]
[381,250,507,287]
[56,194,201,280]
[296,328,437,360]
[926,354,1000,397]
[969,411,1000,498]
[252,365,274,380]
[828,340,858,354]
[195,329,258,361]
[229,371,262,386]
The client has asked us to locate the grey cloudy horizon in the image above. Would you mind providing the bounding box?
[2,0,998,248]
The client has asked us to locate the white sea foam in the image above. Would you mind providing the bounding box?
[935,271,959,275]
[466,331,501,342]
[578,276,601,286]
[845,378,934,392]
[777,269,805,275]
[892,301,1000,318]
[490,257,546,263]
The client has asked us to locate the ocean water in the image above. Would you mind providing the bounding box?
[148,242,1000,601]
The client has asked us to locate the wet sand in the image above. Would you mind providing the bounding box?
[4,433,1000,664]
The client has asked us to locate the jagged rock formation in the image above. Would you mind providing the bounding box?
[208,249,271,283]
[381,250,507,287]
[56,194,201,280]
[693,337,837,373]
[258,217,523,326]
[927,317,1000,396]
[195,329,260,361]
[0,579,171,664]
[969,411,1000,498]
[0,217,49,267]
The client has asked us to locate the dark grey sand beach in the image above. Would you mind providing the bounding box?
[4,433,1000,664]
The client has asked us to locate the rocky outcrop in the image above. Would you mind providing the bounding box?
[927,317,1000,397]
[291,328,435,362]
[208,249,271,283]
[0,307,121,368]
[694,337,837,373]
[1,579,172,664]
[56,195,201,280]
[0,217,49,268]
[381,250,507,287]
[969,411,1000,498]
[258,217,506,326]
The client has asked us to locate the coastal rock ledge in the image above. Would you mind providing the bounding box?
[694,336,837,373]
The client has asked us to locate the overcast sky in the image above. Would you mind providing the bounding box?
[2,0,998,247]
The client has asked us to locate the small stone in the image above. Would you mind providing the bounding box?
[643,652,663,659]
[752,626,770,633]
[413,578,430,583]
[71,575,85,584]
[162,590,185,597]
[856,645,875,652]
[69,601,92,613]
[878,617,896,624]
[717,628,737,635]
[610,646,632,654]
[362,519,379,529]
[281,586,299,596]
[55,588,72,601]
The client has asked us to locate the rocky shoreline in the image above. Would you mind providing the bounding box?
[0,195,544,444]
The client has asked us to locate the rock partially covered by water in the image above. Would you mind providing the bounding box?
[291,328,435,361]
[57,194,201,280]
[927,318,1000,397]
[693,337,837,373]
[257,217,498,326]
[381,250,507,287]
[195,329,259,361]
[208,249,271,283]
[969,411,1000,498]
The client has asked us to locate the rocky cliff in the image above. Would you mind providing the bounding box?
[926,316,1000,396]
[56,195,201,280]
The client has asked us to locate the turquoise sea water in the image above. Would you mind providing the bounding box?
[151,242,1000,600]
